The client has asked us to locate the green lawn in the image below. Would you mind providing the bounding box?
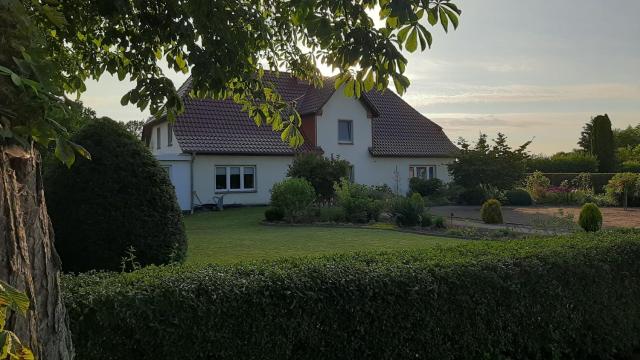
[185,207,462,264]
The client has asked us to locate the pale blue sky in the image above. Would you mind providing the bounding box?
[80,0,640,155]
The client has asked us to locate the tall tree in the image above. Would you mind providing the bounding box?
[0,0,461,358]
[592,114,616,172]
[578,118,594,153]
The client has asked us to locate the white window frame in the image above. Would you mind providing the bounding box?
[338,119,354,144]
[215,165,257,193]
[409,165,437,180]
[167,123,173,147]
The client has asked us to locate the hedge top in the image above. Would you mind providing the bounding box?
[65,229,640,293]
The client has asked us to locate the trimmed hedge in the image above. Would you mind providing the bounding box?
[64,230,640,359]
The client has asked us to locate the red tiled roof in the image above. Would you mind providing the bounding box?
[146,72,457,157]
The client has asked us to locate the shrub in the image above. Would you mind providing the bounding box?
[45,118,187,272]
[458,186,487,205]
[393,193,425,227]
[505,189,533,206]
[64,230,640,360]
[578,203,603,232]
[433,216,446,229]
[449,132,530,190]
[621,160,640,173]
[287,154,350,202]
[481,199,503,224]
[264,207,284,222]
[319,207,346,223]
[334,179,382,223]
[421,212,433,227]
[524,171,551,202]
[605,173,640,208]
[540,173,616,194]
[270,178,316,222]
[409,177,443,197]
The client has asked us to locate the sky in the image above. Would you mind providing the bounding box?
[79,0,640,155]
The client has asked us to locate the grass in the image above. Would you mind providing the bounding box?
[185,207,462,264]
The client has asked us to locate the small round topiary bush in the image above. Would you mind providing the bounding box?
[481,199,504,224]
[270,178,316,222]
[45,118,187,272]
[264,207,285,222]
[505,189,533,206]
[578,203,603,232]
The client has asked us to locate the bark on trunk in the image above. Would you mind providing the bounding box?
[0,144,74,360]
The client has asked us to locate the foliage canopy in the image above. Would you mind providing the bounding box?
[449,133,531,190]
[2,0,461,156]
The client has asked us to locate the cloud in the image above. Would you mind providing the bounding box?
[404,83,640,106]
[430,113,548,130]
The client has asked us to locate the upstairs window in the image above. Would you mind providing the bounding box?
[410,165,436,180]
[338,120,353,144]
[215,166,256,192]
[167,123,173,146]
[156,127,161,149]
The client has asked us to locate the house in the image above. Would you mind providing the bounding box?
[142,72,458,211]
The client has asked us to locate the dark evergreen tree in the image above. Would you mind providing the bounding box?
[578,119,594,152]
[591,114,616,172]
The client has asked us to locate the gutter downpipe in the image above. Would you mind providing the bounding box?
[190,152,196,214]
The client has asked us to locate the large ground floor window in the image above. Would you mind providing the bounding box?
[409,165,436,180]
[215,166,256,192]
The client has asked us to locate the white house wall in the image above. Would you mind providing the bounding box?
[315,89,454,195]
[192,155,293,206]
[149,121,182,155]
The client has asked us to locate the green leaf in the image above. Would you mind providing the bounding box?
[397,25,411,43]
[439,7,449,32]
[363,70,375,91]
[344,79,356,97]
[10,73,22,87]
[443,7,459,29]
[405,28,418,53]
[0,281,29,316]
[54,138,76,168]
[69,142,92,160]
[427,8,438,26]
[41,5,67,28]
[0,332,10,358]
[120,93,130,106]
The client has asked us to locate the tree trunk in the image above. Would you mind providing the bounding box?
[0,144,74,359]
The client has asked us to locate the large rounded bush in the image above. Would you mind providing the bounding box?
[481,199,503,224]
[505,189,533,206]
[578,203,603,232]
[270,178,315,222]
[45,118,187,272]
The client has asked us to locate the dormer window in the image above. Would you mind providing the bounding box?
[338,119,353,144]
[167,123,173,146]
[156,127,161,149]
